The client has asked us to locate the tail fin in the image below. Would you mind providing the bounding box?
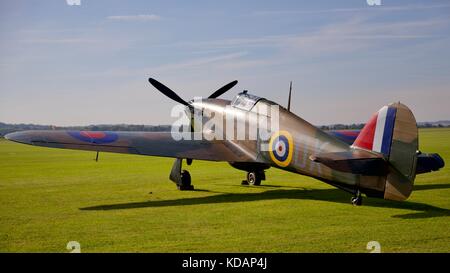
[353,103,418,201]
[352,105,397,156]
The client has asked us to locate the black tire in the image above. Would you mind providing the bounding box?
[178,170,194,190]
[181,170,191,186]
[351,196,362,206]
[247,172,261,186]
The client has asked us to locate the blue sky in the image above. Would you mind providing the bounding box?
[0,0,449,126]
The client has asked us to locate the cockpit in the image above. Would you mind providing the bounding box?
[231,91,263,111]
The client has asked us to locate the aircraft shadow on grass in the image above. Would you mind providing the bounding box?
[80,183,450,219]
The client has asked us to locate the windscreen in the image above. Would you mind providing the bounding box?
[231,92,262,111]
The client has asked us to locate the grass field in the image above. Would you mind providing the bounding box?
[0,128,449,253]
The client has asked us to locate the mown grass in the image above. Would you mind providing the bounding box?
[0,128,449,252]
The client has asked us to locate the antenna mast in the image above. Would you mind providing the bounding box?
[287,81,292,112]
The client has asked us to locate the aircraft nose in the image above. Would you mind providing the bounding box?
[4,131,34,145]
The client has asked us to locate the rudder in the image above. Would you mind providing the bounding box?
[353,102,418,201]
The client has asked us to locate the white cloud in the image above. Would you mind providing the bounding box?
[253,3,450,16]
[107,14,161,22]
[152,52,247,72]
[23,38,96,44]
[85,52,248,78]
[165,17,446,60]
[91,17,448,78]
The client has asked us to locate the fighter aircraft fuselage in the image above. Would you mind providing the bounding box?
[189,97,383,199]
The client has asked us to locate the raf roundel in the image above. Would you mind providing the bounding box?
[68,131,119,144]
[269,131,294,168]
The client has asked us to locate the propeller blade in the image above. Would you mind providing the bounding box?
[148,78,190,107]
[208,80,238,99]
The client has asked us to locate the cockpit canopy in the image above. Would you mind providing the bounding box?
[231,91,263,111]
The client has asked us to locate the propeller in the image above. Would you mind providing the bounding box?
[148,78,238,105]
[148,78,237,170]
[208,80,238,99]
[148,78,191,107]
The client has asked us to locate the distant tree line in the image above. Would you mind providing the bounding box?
[320,122,450,131]
[417,123,449,128]
[319,123,365,131]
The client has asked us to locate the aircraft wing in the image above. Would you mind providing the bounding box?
[327,130,360,145]
[4,130,260,162]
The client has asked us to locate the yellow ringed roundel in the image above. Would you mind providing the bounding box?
[268,131,294,167]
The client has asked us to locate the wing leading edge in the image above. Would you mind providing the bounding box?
[5,130,259,163]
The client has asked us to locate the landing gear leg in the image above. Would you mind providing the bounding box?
[169,158,194,191]
[351,190,362,206]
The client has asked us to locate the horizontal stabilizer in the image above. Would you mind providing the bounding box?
[310,149,388,176]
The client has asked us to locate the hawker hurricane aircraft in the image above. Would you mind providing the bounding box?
[5,78,445,205]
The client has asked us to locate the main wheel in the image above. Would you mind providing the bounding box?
[351,196,362,206]
[247,172,261,186]
[178,170,194,190]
